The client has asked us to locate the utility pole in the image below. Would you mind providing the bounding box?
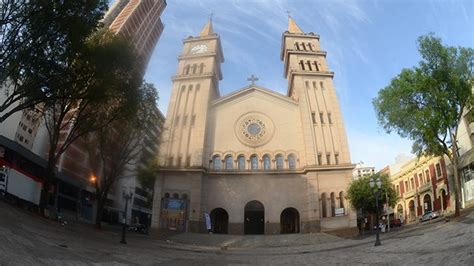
[120,189,133,244]
[386,191,390,233]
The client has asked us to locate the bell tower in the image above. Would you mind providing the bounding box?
[159,19,224,168]
[281,17,351,166]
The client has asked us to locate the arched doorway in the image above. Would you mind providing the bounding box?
[397,204,404,220]
[330,192,336,216]
[210,208,229,234]
[441,189,448,211]
[423,194,432,213]
[244,200,264,234]
[408,200,415,222]
[280,208,300,234]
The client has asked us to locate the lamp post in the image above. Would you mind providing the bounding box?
[120,189,133,244]
[369,176,382,246]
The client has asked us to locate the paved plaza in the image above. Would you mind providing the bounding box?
[0,201,473,265]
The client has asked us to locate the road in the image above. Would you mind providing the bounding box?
[0,201,473,265]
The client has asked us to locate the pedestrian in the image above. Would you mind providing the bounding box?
[204,212,212,234]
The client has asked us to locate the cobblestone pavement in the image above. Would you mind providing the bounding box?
[0,201,473,265]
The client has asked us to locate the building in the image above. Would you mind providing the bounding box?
[54,0,167,224]
[0,81,87,219]
[115,106,165,227]
[352,162,375,179]
[105,0,166,71]
[451,107,474,207]
[151,18,356,235]
[390,156,451,224]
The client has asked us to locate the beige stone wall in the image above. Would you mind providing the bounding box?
[152,21,356,234]
[209,87,306,166]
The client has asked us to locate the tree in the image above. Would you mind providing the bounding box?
[0,0,107,123]
[347,173,398,215]
[39,29,142,214]
[373,34,474,217]
[136,159,160,209]
[87,82,159,229]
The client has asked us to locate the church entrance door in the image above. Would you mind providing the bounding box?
[210,208,229,234]
[280,207,300,234]
[244,200,264,234]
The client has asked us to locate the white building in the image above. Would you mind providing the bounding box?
[352,162,375,180]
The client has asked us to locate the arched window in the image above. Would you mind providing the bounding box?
[330,192,336,216]
[192,64,197,74]
[339,191,345,210]
[184,65,190,75]
[295,42,300,50]
[321,193,327,218]
[250,155,258,170]
[173,193,179,199]
[164,193,170,198]
[225,155,233,170]
[199,63,204,74]
[238,155,246,170]
[213,155,221,170]
[313,61,319,71]
[288,154,296,169]
[263,154,271,170]
[276,154,284,169]
[299,60,305,70]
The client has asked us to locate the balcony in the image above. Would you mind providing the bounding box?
[418,182,432,193]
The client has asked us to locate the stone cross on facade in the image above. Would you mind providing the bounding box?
[247,74,258,85]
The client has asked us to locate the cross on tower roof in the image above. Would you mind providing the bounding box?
[247,74,258,85]
[209,12,214,21]
[286,10,292,18]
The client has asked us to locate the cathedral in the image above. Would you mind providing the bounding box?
[151,17,357,234]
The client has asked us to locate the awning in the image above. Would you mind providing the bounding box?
[0,135,84,189]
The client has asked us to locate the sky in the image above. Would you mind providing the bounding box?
[134,0,474,170]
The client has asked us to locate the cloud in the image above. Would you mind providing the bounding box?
[347,128,414,170]
[144,0,377,132]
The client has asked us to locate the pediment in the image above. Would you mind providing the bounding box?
[213,85,297,107]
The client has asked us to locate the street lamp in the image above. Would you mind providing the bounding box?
[369,176,382,246]
[120,189,133,244]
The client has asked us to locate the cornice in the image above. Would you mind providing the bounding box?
[157,163,355,175]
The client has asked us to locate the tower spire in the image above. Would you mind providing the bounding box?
[199,17,214,37]
[288,16,303,33]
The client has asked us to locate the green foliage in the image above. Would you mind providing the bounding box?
[372,33,473,216]
[0,0,108,122]
[39,29,142,211]
[85,81,159,226]
[346,173,399,214]
[137,159,159,191]
[373,34,474,158]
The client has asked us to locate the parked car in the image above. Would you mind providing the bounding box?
[419,211,439,222]
[390,218,402,228]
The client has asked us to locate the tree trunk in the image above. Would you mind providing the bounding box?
[451,136,461,217]
[95,198,104,229]
[451,146,462,217]
[39,158,56,216]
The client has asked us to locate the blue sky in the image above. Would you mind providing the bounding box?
[137,0,473,170]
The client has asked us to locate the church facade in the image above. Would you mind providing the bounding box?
[151,18,357,234]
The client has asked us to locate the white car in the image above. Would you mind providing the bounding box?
[419,211,439,222]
